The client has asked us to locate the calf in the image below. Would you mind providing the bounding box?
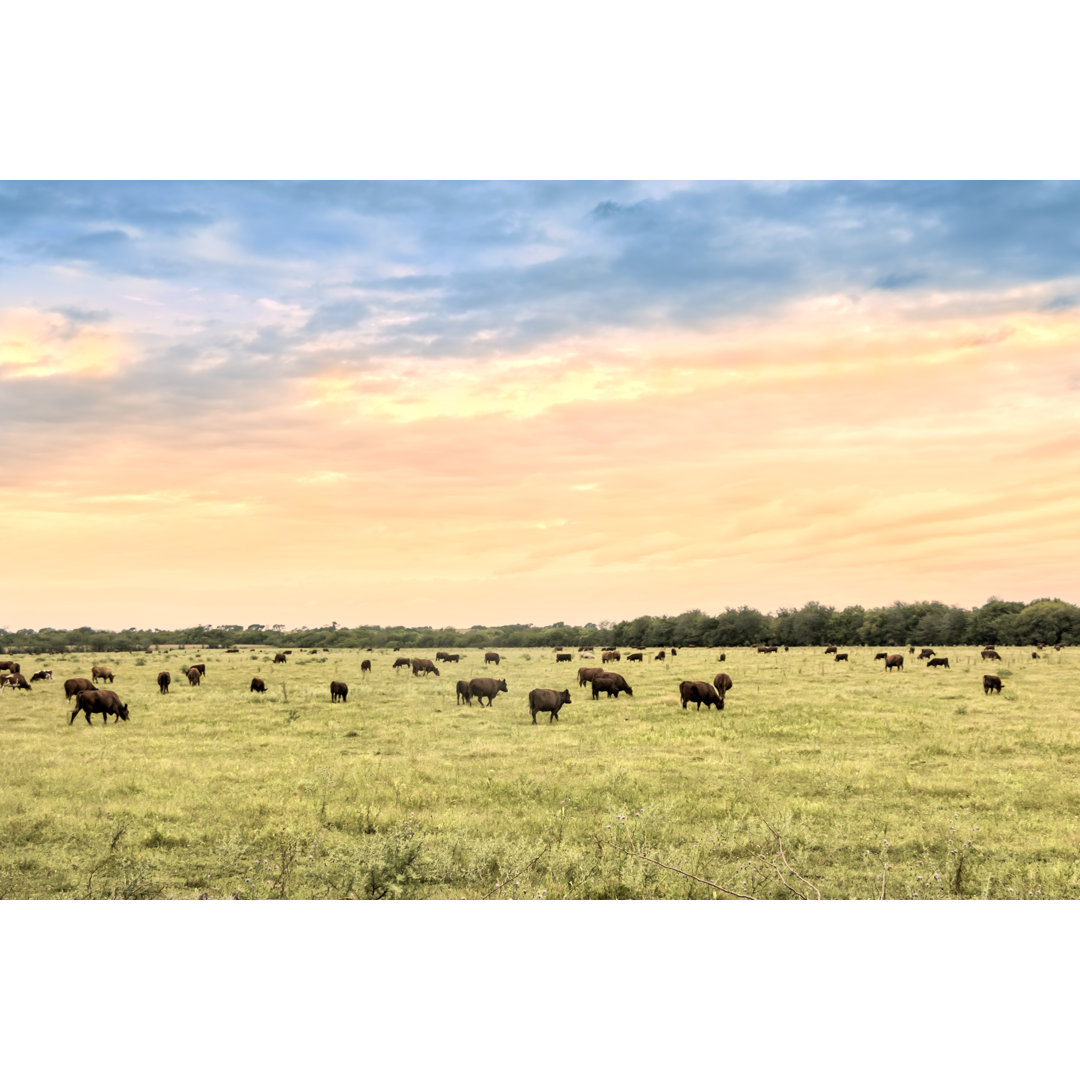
[927,657,950,669]
[983,674,1003,694]
[469,677,508,707]
[70,689,129,725]
[679,680,723,710]
[330,681,348,703]
[250,678,267,693]
[157,671,171,693]
[456,680,472,706]
[529,688,571,724]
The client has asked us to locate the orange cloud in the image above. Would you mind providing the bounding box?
[0,307,129,379]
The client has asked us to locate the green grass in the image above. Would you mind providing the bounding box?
[1,645,1076,898]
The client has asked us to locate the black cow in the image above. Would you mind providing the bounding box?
[591,673,633,699]
[983,675,1003,694]
[456,680,472,706]
[834,653,849,662]
[469,677,508,707]
[70,689,129,725]
[679,681,723,710]
[918,649,935,660]
[654,650,666,661]
[981,649,1002,661]
[157,671,171,693]
[361,659,372,674]
[484,652,501,665]
[824,646,837,655]
[874,652,888,661]
[928,658,950,669]
[250,678,267,693]
[529,688,571,724]
[393,657,411,671]
[627,652,644,662]
[555,652,573,662]
[330,681,348,703]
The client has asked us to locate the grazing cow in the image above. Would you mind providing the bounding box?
[654,650,666,661]
[758,645,777,654]
[1036,642,1047,650]
[578,666,605,687]
[0,673,14,690]
[555,653,573,663]
[884,654,904,672]
[91,665,114,683]
[436,651,452,662]
[70,689,129,725]
[361,659,372,675]
[927,657,950,668]
[31,669,53,681]
[469,677,508,707]
[918,649,935,660]
[834,653,849,662]
[718,653,725,662]
[601,650,621,663]
[330,681,348,703]
[529,688,572,724]
[8,673,31,690]
[64,677,97,700]
[679,680,724,710]
[393,657,411,671]
[284,650,293,654]
[591,673,633,699]
[412,658,440,677]
[874,652,888,661]
[671,648,678,656]
[250,678,267,693]
[485,652,501,665]
[186,666,201,686]
[0,660,17,672]
[714,672,733,695]
[983,674,1003,694]
[1031,652,1040,660]
[442,654,461,663]
[824,646,837,655]
[456,680,472,706]
[226,647,239,653]
[981,649,1002,661]
[273,653,287,663]
[627,652,644,662]
[157,671,171,693]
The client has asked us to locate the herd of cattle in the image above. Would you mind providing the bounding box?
[0,641,1044,726]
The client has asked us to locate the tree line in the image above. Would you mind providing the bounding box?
[1,598,1077,654]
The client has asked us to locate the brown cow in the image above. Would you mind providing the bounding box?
[393,657,411,671]
[983,674,1003,694]
[654,650,666,661]
[64,677,97,700]
[718,653,725,662]
[484,652,501,665]
[91,665,114,683]
[824,646,837,655]
[361,659,372,674]
[601,650,621,663]
[273,653,287,663]
[456,680,472,706]
[191,663,206,676]
[187,666,201,686]
[412,658,440,677]
[157,671,171,693]
[1031,652,1040,660]
[469,677,508,706]
[69,689,129,725]
[529,688,572,724]
[578,666,605,687]
[834,653,849,662]
[330,681,348,703]
[918,649,935,660]
[884,655,904,672]
[250,677,267,693]
[627,652,644,662]
[0,660,17,672]
[714,672,733,695]
[679,680,723,710]
[591,673,633,699]
[927,657,950,668]
[8,673,31,690]
[981,649,1002,661]
[436,651,452,662]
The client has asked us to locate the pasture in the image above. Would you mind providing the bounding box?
[1,645,1078,899]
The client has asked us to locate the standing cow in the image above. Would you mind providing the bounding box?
[330,681,348,703]
[456,680,472,706]
[157,671,171,693]
[469,677,508,706]
[250,678,267,693]
[361,659,372,675]
[484,652,501,665]
[528,688,571,724]
[273,653,287,663]
[983,675,1003,694]
[91,665,114,683]
[186,666,201,686]
[884,655,904,672]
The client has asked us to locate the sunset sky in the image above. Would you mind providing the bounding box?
[2,180,1078,631]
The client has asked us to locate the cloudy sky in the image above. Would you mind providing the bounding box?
[2,180,1078,630]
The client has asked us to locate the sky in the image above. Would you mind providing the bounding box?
[2,180,1079,631]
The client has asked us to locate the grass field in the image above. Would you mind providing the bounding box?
[1,644,1077,899]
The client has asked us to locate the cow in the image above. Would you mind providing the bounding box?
[30,669,53,681]
[361,659,372,675]
[627,652,644,662]
[718,653,725,662]
[679,680,724,710]
[0,660,17,672]
[157,671,171,693]
[273,653,287,663]
[908,646,916,655]
[824,646,837,655]
[981,649,1002,661]
[834,653,849,662]
[309,649,319,654]
[484,652,501,665]
[469,677,508,707]
[713,672,733,695]
[284,650,293,654]
[250,677,267,693]
[393,657,411,671]
[654,650,666,661]
[757,645,777,654]
[191,663,206,676]
[330,681,348,703]
[456,680,472,706]
[412,658,440,677]
[591,673,633,699]
[69,689,129,725]
[884,654,904,672]
[0,673,14,690]
[1055,644,1064,652]
[226,647,240,653]
[529,688,572,724]
[602,650,622,663]
[555,652,573,663]
[186,667,201,686]
[918,649,935,660]
[983,674,1003,694]
[436,651,452,662]
[578,667,605,687]
[928,657,950,668]
[1031,652,1040,660]
[91,665,114,683]
[8,673,31,690]
[874,652,888,661]
[64,677,97,700]
[442,654,461,663]
[670,648,678,656]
